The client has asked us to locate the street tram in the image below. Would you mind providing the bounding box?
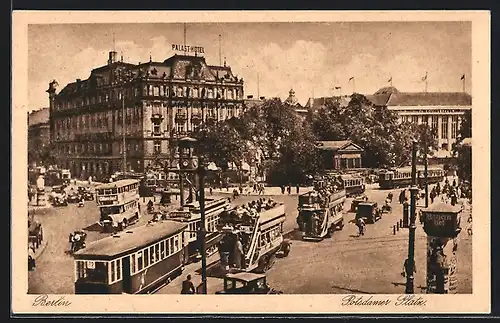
[95,179,141,230]
[341,174,365,197]
[378,167,444,189]
[216,199,291,273]
[164,197,230,262]
[73,220,187,294]
[296,178,346,241]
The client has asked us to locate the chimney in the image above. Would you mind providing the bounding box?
[108,51,117,65]
[247,95,254,99]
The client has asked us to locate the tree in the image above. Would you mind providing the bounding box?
[311,101,347,141]
[192,118,249,172]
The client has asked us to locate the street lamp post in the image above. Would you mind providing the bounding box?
[175,137,207,294]
[406,140,419,294]
[197,161,207,294]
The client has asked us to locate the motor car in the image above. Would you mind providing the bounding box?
[355,201,382,224]
[67,191,81,203]
[78,187,94,201]
[215,272,282,294]
[53,195,68,207]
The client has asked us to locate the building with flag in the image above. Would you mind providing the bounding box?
[47,51,245,180]
[305,86,472,156]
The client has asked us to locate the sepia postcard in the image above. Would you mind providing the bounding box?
[12,10,490,314]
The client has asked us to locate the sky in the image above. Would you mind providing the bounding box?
[28,21,471,110]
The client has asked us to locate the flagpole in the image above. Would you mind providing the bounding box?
[424,72,428,93]
[462,75,466,92]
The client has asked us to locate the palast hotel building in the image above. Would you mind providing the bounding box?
[306,86,472,157]
[47,50,244,180]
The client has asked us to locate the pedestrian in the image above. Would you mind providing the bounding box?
[296,184,300,194]
[287,184,291,195]
[467,215,473,235]
[452,178,457,187]
[402,258,417,279]
[281,185,285,194]
[180,274,196,294]
[399,189,405,204]
[209,186,213,195]
[430,190,436,204]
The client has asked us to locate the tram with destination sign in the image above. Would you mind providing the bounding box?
[164,197,230,262]
[378,167,444,189]
[73,220,187,294]
[95,179,141,231]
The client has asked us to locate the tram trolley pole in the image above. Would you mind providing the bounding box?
[406,140,419,294]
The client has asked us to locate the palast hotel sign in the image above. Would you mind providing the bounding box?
[172,44,205,54]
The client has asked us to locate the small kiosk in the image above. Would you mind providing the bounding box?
[421,202,462,294]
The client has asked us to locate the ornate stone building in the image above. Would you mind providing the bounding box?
[48,51,244,180]
[28,107,50,166]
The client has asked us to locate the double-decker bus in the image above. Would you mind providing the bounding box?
[95,179,141,230]
[297,187,346,241]
[165,197,230,262]
[73,220,187,294]
[216,200,291,273]
[378,167,444,189]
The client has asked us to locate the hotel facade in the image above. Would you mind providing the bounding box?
[48,51,245,181]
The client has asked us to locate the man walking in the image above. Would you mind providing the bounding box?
[181,274,196,294]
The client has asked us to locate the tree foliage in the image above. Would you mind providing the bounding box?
[311,94,439,168]
[193,99,321,185]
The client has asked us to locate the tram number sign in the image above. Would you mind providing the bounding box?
[87,261,96,269]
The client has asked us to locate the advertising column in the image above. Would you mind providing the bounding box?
[422,202,462,294]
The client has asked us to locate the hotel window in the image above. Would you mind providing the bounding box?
[401,115,409,123]
[410,115,418,124]
[208,89,213,99]
[177,87,183,97]
[193,88,199,98]
[451,116,459,139]
[154,86,159,96]
[164,86,169,96]
[153,123,161,136]
[154,140,161,154]
[176,123,185,134]
[159,86,164,96]
[228,89,233,99]
[148,85,153,96]
[228,107,234,118]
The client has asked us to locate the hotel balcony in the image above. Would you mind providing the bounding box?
[175,112,187,123]
[191,112,202,124]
